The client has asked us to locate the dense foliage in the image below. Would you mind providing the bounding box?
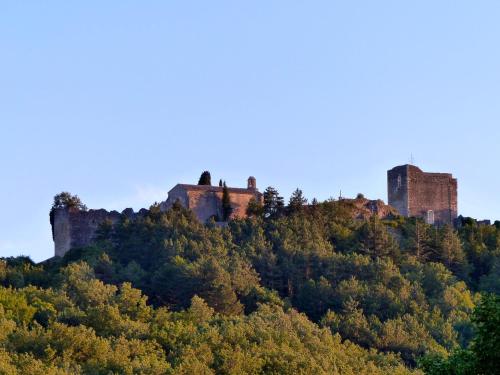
[419,294,500,375]
[51,192,87,211]
[2,190,500,373]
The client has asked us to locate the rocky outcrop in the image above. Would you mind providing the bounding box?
[337,197,399,220]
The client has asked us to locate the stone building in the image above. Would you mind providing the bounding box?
[51,176,262,257]
[160,176,263,222]
[387,164,458,225]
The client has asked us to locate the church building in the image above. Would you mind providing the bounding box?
[160,176,263,222]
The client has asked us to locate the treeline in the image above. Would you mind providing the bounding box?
[1,189,500,374]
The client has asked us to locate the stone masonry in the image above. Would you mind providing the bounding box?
[159,177,263,222]
[51,176,262,257]
[387,164,458,225]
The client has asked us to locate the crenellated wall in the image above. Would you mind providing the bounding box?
[50,207,138,257]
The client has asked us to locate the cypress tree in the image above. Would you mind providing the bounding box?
[198,171,212,185]
[222,182,233,221]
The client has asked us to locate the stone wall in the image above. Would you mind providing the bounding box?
[388,165,458,225]
[52,183,262,257]
[51,207,133,257]
[387,165,410,217]
[161,184,262,223]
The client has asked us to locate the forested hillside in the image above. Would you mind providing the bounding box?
[1,190,499,374]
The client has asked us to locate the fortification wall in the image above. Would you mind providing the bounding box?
[388,165,457,225]
[51,207,132,257]
[407,166,457,225]
[387,165,410,217]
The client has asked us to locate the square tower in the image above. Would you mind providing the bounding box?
[388,165,457,225]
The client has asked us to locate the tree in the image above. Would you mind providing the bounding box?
[246,197,264,217]
[288,188,307,213]
[51,192,87,211]
[198,171,212,185]
[222,182,233,221]
[469,293,500,374]
[431,225,467,275]
[357,216,398,258]
[420,294,500,375]
[263,187,285,218]
[403,218,432,262]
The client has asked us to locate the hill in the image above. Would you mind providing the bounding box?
[1,192,500,374]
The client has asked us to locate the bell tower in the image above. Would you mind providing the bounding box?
[247,176,257,190]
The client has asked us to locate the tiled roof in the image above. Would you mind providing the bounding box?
[171,184,261,195]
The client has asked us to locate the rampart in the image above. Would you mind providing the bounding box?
[50,207,142,257]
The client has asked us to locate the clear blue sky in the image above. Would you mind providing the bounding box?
[1,1,499,262]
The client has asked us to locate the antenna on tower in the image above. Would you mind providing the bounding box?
[409,153,415,165]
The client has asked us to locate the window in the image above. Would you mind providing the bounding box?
[426,210,435,225]
[397,174,402,189]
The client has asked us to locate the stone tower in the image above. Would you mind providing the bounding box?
[387,164,457,225]
[247,176,257,190]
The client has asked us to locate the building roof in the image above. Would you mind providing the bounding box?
[170,184,260,195]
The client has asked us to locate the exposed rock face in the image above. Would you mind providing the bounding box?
[387,164,458,225]
[346,197,399,219]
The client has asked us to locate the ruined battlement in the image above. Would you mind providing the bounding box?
[387,164,458,225]
[50,167,460,258]
[50,207,145,257]
[51,175,262,257]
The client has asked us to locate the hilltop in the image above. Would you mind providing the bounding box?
[1,189,500,374]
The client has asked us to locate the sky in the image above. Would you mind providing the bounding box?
[1,1,499,262]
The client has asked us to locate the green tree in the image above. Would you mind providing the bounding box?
[222,182,233,221]
[263,186,285,218]
[403,218,432,261]
[246,197,264,217]
[288,188,307,213]
[357,217,399,258]
[432,225,467,275]
[198,171,212,185]
[420,294,500,375]
[51,192,87,211]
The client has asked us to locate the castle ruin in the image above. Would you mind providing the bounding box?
[51,176,262,257]
[51,166,459,258]
[387,164,458,225]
